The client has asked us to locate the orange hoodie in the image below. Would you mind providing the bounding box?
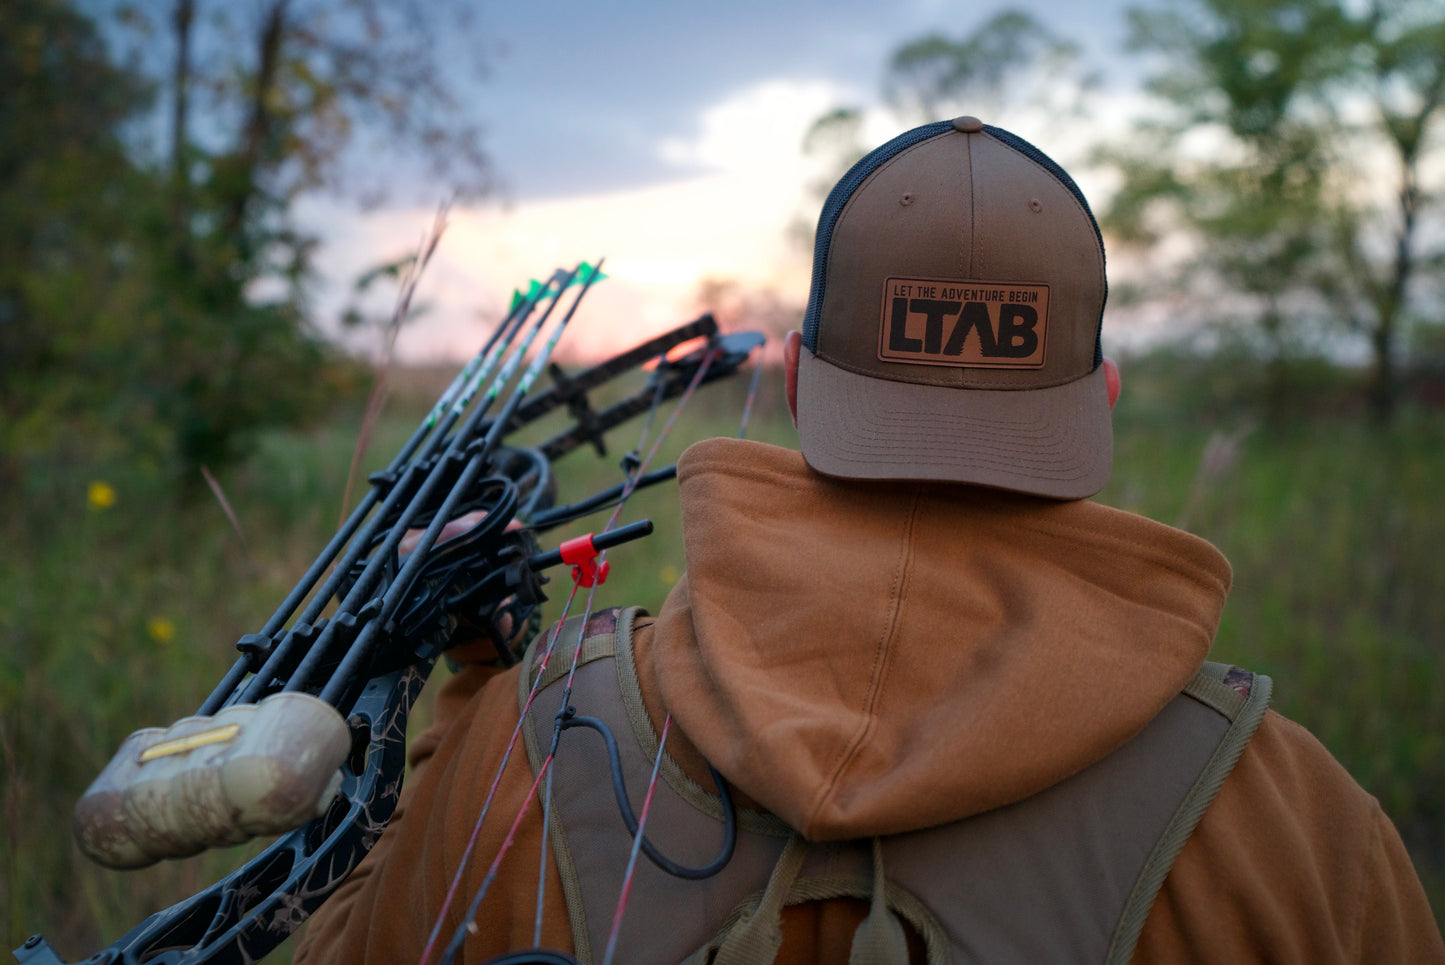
[295,438,1443,964]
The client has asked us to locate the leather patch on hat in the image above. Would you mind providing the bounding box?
[878,276,1049,368]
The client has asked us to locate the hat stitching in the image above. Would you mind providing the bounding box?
[802,121,954,351]
[982,124,1108,369]
[810,346,1100,393]
[966,132,978,279]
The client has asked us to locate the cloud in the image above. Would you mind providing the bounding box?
[303,79,846,364]
[302,73,1176,366]
[656,78,841,175]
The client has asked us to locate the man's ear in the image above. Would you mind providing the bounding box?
[1103,356,1121,410]
[783,330,802,427]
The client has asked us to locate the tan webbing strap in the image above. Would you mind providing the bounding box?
[614,612,792,838]
[684,857,951,965]
[849,838,910,965]
[519,611,618,965]
[532,632,617,692]
[1103,662,1273,964]
[709,833,809,965]
[1182,660,1251,719]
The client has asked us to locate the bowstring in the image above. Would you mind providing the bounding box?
[738,352,765,440]
[412,262,609,965]
[593,346,738,958]
[611,345,722,528]
[436,574,606,965]
[424,341,726,965]
[601,713,672,965]
[414,577,585,965]
[509,347,724,948]
[518,346,723,956]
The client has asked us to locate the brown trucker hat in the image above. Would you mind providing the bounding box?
[796,115,1111,499]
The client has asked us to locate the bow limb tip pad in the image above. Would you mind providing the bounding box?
[74,693,351,869]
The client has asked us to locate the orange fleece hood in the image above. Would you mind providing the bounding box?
[650,438,1232,841]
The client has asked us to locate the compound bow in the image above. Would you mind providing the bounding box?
[14,259,764,965]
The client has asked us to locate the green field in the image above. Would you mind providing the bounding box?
[3,353,1442,957]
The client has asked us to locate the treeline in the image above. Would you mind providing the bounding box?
[802,2,1445,419]
[0,0,491,490]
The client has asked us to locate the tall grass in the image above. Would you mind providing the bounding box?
[1106,407,1445,909]
[3,357,1442,957]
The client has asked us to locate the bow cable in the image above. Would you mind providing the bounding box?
[310,262,605,709]
[429,341,729,965]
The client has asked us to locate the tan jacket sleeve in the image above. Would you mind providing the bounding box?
[1135,711,1445,964]
[293,634,574,965]
[291,657,497,965]
[1356,802,1445,963]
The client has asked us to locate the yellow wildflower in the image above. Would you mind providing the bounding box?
[147,617,176,646]
[87,481,117,510]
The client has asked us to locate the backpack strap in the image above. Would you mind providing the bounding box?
[522,612,1272,965]
[519,607,792,965]
[518,607,629,963]
[1104,661,1272,962]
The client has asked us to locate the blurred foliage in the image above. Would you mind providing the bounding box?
[5,0,1445,953]
[1102,349,1445,917]
[100,0,496,206]
[691,276,803,343]
[882,11,1097,121]
[1,0,335,484]
[0,0,493,491]
[1102,0,1445,422]
[796,1,1444,427]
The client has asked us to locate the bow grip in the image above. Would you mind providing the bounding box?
[73,692,351,869]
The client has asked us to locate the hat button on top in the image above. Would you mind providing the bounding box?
[952,116,984,133]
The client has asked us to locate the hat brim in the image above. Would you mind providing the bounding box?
[795,351,1113,499]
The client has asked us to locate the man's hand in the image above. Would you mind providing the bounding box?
[398,510,498,555]
[399,510,527,659]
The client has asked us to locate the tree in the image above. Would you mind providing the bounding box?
[883,11,1096,122]
[0,0,154,470]
[0,0,497,483]
[134,0,497,470]
[142,0,495,255]
[795,11,1098,247]
[1102,0,1445,420]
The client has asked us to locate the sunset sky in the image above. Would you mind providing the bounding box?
[303,0,1142,364]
